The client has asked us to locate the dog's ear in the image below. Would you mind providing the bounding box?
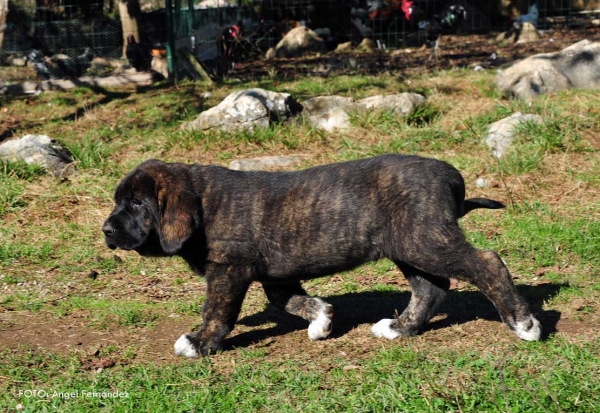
[154,169,200,254]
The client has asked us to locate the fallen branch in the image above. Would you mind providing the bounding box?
[175,47,214,85]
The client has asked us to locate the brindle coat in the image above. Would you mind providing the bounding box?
[102,154,541,356]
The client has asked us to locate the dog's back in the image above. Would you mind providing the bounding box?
[195,155,486,279]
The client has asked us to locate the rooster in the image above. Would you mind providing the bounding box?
[367,0,413,23]
[352,0,413,42]
[418,4,468,62]
[219,22,242,59]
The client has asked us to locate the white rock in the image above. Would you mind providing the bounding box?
[0,134,73,175]
[485,112,543,158]
[229,155,306,171]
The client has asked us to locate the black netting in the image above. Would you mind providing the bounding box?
[1,0,595,62]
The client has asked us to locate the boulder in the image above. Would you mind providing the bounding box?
[485,112,543,158]
[495,23,539,47]
[516,22,540,44]
[186,89,427,134]
[358,38,376,52]
[301,93,426,132]
[495,40,600,101]
[299,96,355,132]
[266,26,327,59]
[0,134,74,175]
[229,155,307,171]
[356,93,426,116]
[335,42,353,53]
[184,88,303,132]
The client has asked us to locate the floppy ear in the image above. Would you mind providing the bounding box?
[155,172,200,254]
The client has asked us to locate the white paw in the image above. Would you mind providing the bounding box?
[307,298,333,341]
[371,319,402,340]
[174,334,199,358]
[514,316,542,341]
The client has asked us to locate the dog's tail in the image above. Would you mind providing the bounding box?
[460,198,505,218]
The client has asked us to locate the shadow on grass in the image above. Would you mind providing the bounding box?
[230,283,565,350]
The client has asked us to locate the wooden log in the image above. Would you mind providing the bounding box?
[0,72,155,95]
[175,47,213,85]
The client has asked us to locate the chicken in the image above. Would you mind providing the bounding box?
[367,0,413,24]
[514,4,539,28]
[53,48,93,78]
[28,48,93,80]
[27,50,60,80]
[352,0,413,40]
[418,4,468,62]
[220,22,243,60]
[126,34,152,72]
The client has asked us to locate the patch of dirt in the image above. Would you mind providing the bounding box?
[1,282,597,370]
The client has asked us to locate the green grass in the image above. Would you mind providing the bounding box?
[1,339,597,412]
[0,161,46,215]
[0,68,598,413]
[466,202,600,269]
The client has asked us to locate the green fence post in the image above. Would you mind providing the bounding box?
[188,0,194,35]
[166,0,175,76]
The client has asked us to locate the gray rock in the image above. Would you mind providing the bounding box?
[516,22,540,44]
[229,155,307,171]
[495,40,600,101]
[266,26,326,59]
[356,93,426,116]
[0,134,74,175]
[301,96,354,132]
[184,88,302,132]
[485,112,543,158]
[309,107,352,132]
[475,178,489,188]
[187,89,426,134]
[335,42,353,52]
[301,93,426,132]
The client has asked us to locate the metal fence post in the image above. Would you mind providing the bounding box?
[166,0,175,76]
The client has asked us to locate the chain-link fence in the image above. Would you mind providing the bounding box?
[1,1,597,68]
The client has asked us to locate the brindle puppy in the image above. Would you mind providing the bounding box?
[102,154,541,357]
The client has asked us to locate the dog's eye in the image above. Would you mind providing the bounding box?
[131,198,143,207]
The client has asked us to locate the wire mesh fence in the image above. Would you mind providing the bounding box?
[1,1,598,69]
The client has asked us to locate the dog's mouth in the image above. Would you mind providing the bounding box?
[106,243,134,251]
[105,237,137,251]
[103,229,164,256]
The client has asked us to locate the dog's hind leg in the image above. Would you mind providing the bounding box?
[372,264,449,339]
[457,249,541,341]
[262,282,334,341]
[378,227,541,341]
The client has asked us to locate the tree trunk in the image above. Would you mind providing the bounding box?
[0,0,8,52]
[118,0,141,58]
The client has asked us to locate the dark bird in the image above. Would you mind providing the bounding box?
[53,48,94,78]
[418,4,468,62]
[27,49,60,80]
[367,0,413,24]
[126,34,152,72]
[352,0,413,41]
[220,22,243,60]
[27,48,93,80]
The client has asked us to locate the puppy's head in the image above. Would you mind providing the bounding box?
[102,160,200,256]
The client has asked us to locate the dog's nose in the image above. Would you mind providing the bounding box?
[102,222,115,237]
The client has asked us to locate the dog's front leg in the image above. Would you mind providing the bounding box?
[175,264,252,357]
